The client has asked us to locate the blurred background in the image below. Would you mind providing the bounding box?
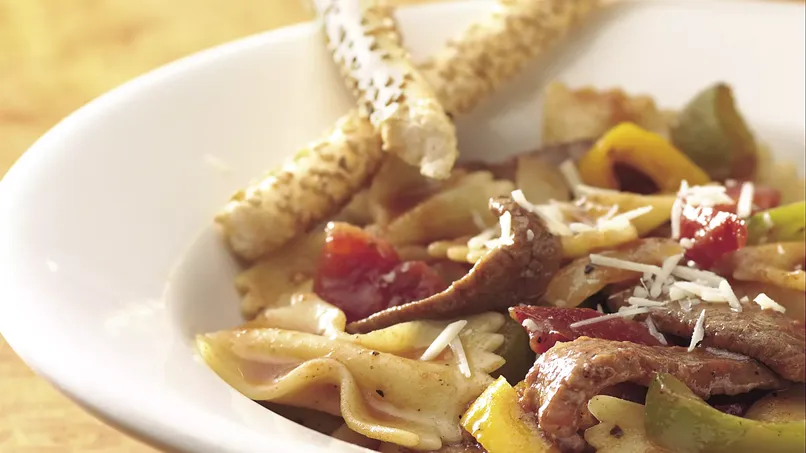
[0,0,800,452]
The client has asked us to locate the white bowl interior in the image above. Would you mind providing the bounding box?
[1,1,803,452]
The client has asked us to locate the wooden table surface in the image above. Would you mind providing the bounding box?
[0,0,801,452]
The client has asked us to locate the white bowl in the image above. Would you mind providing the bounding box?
[1,1,803,452]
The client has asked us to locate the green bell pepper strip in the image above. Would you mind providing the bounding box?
[491,317,535,385]
[747,201,806,245]
[644,373,805,453]
[671,83,758,181]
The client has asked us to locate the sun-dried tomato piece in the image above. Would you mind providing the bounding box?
[313,222,446,322]
[510,306,663,354]
[680,205,748,268]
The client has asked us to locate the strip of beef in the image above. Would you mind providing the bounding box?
[347,196,562,333]
[520,337,784,453]
[607,294,806,382]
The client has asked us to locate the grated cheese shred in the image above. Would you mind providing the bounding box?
[671,180,689,239]
[522,318,539,331]
[628,297,667,307]
[449,337,472,378]
[421,320,467,361]
[688,310,706,352]
[736,182,754,219]
[645,317,667,345]
[718,280,742,312]
[754,293,786,313]
[589,254,662,275]
[569,307,651,328]
[651,254,683,298]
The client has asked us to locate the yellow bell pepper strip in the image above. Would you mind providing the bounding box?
[747,201,806,245]
[461,377,559,453]
[645,373,806,453]
[671,83,758,181]
[578,123,710,192]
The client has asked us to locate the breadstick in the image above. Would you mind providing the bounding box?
[216,113,382,261]
[218,0,602,261]
[317,0,458,180]
[421,0,601,115]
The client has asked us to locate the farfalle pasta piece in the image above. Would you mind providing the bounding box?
[216,114,382,261]
[235,230,324,319]
[247,293,506,370]
[318,0,457,179]
[584,396,667,453]
[199,295,506,450]
[379,171,514,246]
[421,0,602,115]
[725,242,806,292]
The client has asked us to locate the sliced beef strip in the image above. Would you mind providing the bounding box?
[347,196,562,334]
[520,337,784,453]
[606,294,806,383]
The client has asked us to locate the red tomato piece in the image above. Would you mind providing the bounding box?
[680,205,748,268]
[509,306,663,354]
[313,222,446,322]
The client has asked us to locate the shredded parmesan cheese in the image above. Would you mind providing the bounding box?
[754,293,786,313]
[468,227,498,249]
[522,319,539,332]
[672,281,725,302]
[762,212,774,228]
[633,286,649,298]
[596,304,604,314]
[569,222,596,233]
[736,182,754,219]
[628,297,667,307]
[651,254,683,298]
[679,238,694,249]
[669,286,689,301]
[448,337,471,378]
[688,310,706,352]
[672,266,726,286]
[608,206,653,224]
[569,307,651,328]
[685,184,734,207]
[645,317,667,345]
[512,190,573,236]
[589,254,662,275]
[526,229,535,241]
[498,211,514,246]
[420,320,467,361]
[671,180,689,239]
[718,280,742,312]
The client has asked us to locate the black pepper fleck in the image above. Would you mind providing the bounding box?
[371,351,380,356]
[610,425,624,438]
[376,389,385,397]
[584,264,596,274]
